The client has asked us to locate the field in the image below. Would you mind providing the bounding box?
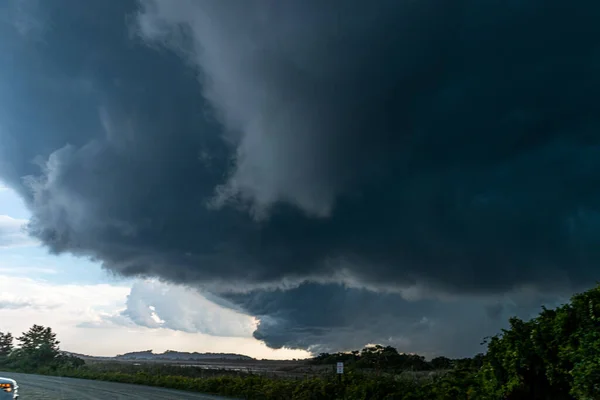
[80,357,341,378]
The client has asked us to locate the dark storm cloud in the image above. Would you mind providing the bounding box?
[1,0,600,353]
[224,283,569,357]
[134,0,600,294]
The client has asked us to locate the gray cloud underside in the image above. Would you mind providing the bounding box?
[222,282,570,357]
[1,0,599,354]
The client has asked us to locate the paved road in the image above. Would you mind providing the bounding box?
[0,372,235,399]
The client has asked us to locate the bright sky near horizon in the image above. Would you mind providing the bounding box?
[0,184,309,359]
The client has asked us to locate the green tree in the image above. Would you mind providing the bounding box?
[558,284,600,399]
[480,284,600,400]
[0,331,13,366]
[57,353,86,369]
[431,356,453,370]
[0,331,13,357]
[14,324,61,367]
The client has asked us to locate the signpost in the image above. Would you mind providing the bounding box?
[336,362,344,383]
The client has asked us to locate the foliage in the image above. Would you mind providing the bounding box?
[481,284,600,400]
[311,345,435,372]
[5,285,600,398]
[38,366,476,400]
[0,331,13,358]
[10,324,61,370]
[430,356,453,370]
[17,324,60,352]
[0,324,84,372]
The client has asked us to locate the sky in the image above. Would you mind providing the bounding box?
[0,184,307,359]
[0,0,599,359]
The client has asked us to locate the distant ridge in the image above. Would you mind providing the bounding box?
[116,350,254,361]
[63,350,254,361]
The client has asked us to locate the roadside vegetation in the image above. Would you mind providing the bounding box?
[2,283,600,399]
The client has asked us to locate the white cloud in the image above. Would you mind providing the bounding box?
[0,299,35,310]
[0,276,309,359]
[0,215,38,248]
[0,275,127,315]
[119,280,256,338]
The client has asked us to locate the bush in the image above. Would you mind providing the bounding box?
[6,285,600,398]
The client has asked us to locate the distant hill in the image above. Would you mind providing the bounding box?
[116,350,254,361]
[61,351,113,360]
[63,350,254,361]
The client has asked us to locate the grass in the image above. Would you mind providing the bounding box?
[6,363,463,400]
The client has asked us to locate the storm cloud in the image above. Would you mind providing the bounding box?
[222,282,570,357]
[1,0,599,355]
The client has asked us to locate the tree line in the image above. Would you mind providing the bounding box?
[310,284,600,399]
[1,283,600,398]
[310,344,484,372]
[0,324,83,372]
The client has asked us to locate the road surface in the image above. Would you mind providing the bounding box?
[0,372,236,399]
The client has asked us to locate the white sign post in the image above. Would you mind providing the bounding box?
[336,362,344,374]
